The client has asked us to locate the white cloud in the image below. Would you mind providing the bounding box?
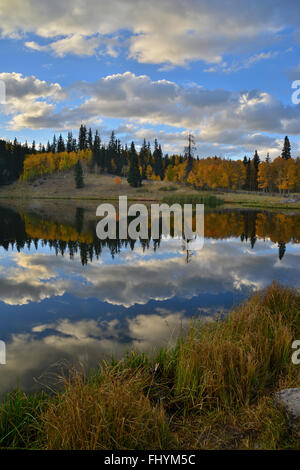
[1,71,300,156]
[25,34,119,58]
[1,1,300,65]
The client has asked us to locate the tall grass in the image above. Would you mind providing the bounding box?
[0,283,299,449]
[162,193,223,207]
[172,285,299,410]
[0,389,48,448]
[41,367,173,450]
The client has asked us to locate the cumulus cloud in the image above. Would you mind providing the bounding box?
[5,71,300,156]
[0,72,63,109]
[1,1,300,65]
[25,34,119,58]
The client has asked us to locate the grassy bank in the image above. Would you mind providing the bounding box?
[0,283,299,450]
[0,171,300,211]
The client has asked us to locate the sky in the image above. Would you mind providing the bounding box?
[0,0,300,159]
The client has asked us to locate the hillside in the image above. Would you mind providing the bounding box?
[0,168,300,212]
[0,168,196,200]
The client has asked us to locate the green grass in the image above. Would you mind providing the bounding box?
[159,185,179,192]
[162,193,224,207]
[0,283,299,450]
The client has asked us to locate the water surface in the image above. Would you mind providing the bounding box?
[0,203,299,394]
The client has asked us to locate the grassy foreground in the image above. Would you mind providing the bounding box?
[0,283,299,450]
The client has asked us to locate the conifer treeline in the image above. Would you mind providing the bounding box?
[1,125,300,193]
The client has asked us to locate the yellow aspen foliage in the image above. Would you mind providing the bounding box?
[20,150,92,182]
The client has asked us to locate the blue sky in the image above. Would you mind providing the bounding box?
[0,0,300,159]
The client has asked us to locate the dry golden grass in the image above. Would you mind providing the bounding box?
[41,367,173,450]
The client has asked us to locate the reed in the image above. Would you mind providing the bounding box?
[162,193,223,207]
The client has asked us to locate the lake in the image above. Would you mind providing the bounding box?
[0,201,299,394]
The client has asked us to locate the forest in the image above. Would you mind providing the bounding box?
[0,125,299,193]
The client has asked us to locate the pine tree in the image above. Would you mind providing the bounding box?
[66,132,73,152]
[93,130,101,168]
[153,139,163,180]
[139,138,148,179]
[87,128,93,150]
[57,134,65,153]
[74,159,84,188]
[78,124,87,151]
[106,131,117,173]
[281,136,291,160]
[252,150,260,190]
[51,135,57,153]
[278,241,286,260]
[127,141,142,187]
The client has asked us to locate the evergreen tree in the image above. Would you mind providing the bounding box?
[281,136,291,160]
[51,135,57,153]
[92,130,101,168]
[57,134,65,153]
[66,132,73,152]
[74,159,84,188]
[252,150,260,190]
[139,138,149,179]
[72,138,77,152]
[243,156,251,190]
[87,128,93,150]
[78,124,87,151]
[106,131,117,173]
[153,139,164,179]
[278,241,286,260]
[127,141,142,187]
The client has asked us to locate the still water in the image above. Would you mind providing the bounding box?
[0,203,299,393]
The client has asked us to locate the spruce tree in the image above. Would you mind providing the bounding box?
[57,134,65,153]
[78,124,87,151]
[51,135,57,153]
[153,139,163,179]
[127,141,142,187]
[93,130,101,167]
[281,136,291,160]
[87,128,93,150]
[66,132,73,152]
[74,159,84,188]
[252,150,260,191]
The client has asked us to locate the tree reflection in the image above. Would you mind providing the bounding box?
[0,206,299,264]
